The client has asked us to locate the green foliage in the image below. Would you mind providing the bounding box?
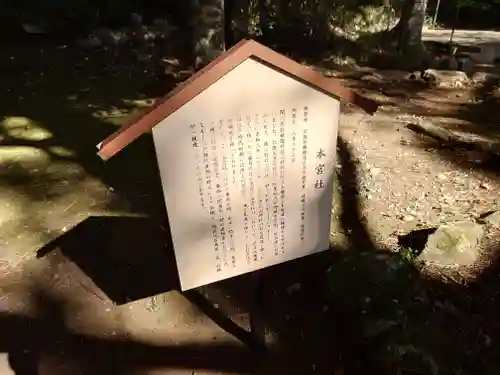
[399,246,418,263]
[247,0,391,51]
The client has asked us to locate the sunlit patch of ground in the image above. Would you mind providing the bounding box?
[0,146,50,167]
[47,146,76,158]
[0,115,132,267]
[2,116,53,141]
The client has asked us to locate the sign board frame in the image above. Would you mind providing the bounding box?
[97,39,378,291]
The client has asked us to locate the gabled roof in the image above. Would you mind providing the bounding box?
[97,39,379,160]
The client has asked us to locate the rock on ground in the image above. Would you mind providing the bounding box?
[422,69,470,88]
[417,221,484,267]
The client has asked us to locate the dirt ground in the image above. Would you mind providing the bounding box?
[1,37,500,375]
[336,71,500,249]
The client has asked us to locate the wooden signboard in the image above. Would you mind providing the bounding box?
[97,39,378,291]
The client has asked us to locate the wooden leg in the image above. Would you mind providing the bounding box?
[249,272,267,354]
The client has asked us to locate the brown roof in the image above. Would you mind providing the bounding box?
[97,39,379,160]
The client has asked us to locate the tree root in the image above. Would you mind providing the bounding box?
[407,120,500,156]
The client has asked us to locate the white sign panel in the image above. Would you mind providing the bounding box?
[152,58,340,290]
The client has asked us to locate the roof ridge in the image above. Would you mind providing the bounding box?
[97,39,378,160]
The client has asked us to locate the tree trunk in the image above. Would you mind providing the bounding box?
[257,0,271,40]
[396,0,429,58]
[225,0,249,47]
[314,0,333,49]
[190,0,226,70]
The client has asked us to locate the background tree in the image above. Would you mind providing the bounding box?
[225,0,250,48]
[189,0,226,70]
[392,0,429,62]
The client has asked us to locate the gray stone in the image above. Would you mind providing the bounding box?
[418,221,484,266]
[422,69,470,88]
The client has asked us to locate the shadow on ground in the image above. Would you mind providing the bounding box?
[0,128,377,374]
[0,34,372,374]
[0,290,264,375]
[342,66,500,179]
[36,215,180,304]
[5,135,499,375]
[0,37,178,218]
[23,137,370,374]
